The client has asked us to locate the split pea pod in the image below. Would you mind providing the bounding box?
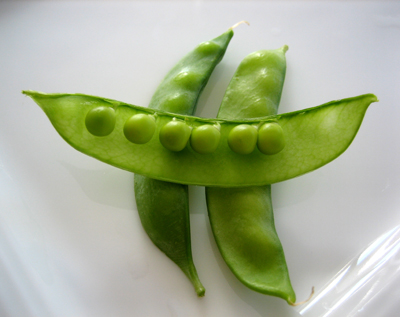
[206,47,296,303]
[23,90,377,187]
[134,28,234,296]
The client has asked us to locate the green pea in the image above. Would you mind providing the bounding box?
[227,124,258,154]
[123,114,156,144]
[85,106,116,136]
[159,120,192,152]
[257,122,285,155]
[190,125,221,154]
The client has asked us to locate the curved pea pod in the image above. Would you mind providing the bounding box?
[206,186,295,303]
[149,29,234,114]
[217,46,288,119]
[134,28,233,297]
[22,90,378,187]
[134,176,205,294]
[207,46,296,303]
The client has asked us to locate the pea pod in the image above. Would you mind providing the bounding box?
[206,47,296,303]
[23,90,377,187]
[134,28,233,297]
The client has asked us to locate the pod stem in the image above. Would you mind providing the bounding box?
[229,20,250,30]
[281,44,289,53]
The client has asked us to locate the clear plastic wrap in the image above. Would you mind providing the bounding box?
[297,225,400,317]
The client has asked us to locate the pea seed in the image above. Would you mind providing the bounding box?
[174,72,202,91]
[257,122,285,155]
[195,41,220,55]
[227,124,258,154]
[85,106,116,136]
[190,125,221,154]
[160,93,190,114]
[124,114,156,144]
[159,120,192,152]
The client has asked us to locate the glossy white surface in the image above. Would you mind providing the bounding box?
[1,1,399,316]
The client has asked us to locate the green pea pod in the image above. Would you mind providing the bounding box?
[134,28,233,297]
[147,29,234,115]
[206,47,296,303]
[23,90,377,187]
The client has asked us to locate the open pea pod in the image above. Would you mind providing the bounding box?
[23,90,377,187]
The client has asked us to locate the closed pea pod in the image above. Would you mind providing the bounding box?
[134,26,234,297]
[148,28,235,115]
[206,46,297,303]
[217,46,288,120]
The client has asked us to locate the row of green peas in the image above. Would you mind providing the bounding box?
[85,106,286,155]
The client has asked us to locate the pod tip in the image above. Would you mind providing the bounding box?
[196,286,206,297]
[281,45,289,53]
[289,286,315,306]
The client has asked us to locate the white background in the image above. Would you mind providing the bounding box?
[1,1,399,316]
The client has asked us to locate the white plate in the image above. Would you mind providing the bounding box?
[1,1,399,316]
